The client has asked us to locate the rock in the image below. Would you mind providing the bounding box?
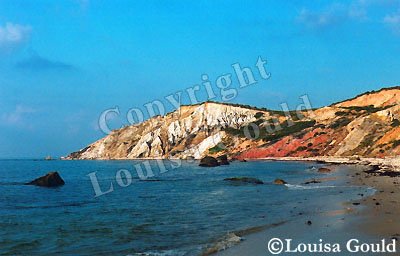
[240,159,247,162]
[303,179,321,185]
[274,179,287,185]
[365,165,380,174]
[349,155,361,161]
[199,156,220,167]
[26,172,65,187]
[318,167,332,173]
[379,171,400,177]
[224,177,264,185]
[217,155,230,165]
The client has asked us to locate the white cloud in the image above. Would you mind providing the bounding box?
[384,10,400,34]
[2,105,36,126]
[297,0,400,31]
[0,22,31,51]
[297,4,349,30]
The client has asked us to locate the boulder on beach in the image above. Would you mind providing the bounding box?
[199,156,220,167]
[224,177,264,185]
[26,172,65,187]
[318,167,332,173]
[274,178,287,185]
[217,155,230,165]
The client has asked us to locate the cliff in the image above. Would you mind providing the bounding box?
[67,86,400,160]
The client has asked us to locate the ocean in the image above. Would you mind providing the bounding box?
[0,160,374,255]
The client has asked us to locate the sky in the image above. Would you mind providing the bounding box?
[0,0,400,158]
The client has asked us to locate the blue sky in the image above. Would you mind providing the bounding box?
[0,0,400,158]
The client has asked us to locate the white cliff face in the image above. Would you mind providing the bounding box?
[68,102,271,159]
[181,132,225,159]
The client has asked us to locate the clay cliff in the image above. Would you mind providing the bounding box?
[67,86,400,160]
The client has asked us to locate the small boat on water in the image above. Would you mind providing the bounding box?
[45,156,53,161]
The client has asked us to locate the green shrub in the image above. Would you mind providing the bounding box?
[296,146,307,151]
[209,144,225,153]
[391,119,400,127]
[263,120,316,142]
[393,140,400,148]
[254,112,264,119]
[329,117,352,129]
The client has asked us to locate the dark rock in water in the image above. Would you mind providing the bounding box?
[199,156,220,167]
[274,179,287,185]
[240,159,247,162]
[224,177,264,185]
[318,167,332,173]
[26,172,65,187]
[306,220,312,225]
[217,155,230,165]
[303,179,321,185]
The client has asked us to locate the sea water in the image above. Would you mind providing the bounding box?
[0,160,373,255]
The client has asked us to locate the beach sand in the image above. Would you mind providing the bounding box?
[214,158,400,255]
[350,167,400,239]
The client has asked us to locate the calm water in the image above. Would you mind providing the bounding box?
[0,160,371,255]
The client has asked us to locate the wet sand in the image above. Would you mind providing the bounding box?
[214,160,400,255]
[350,166,400,239]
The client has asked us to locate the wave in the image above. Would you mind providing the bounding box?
[138,178,192,182]
[131,249,186,256]
[12,201,92,210]
[285,184,337,190]
[202,221,287,255]
[202,232,243,255]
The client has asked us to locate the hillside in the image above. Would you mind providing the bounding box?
[67,86,400,160]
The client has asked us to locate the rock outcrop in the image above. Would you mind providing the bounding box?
[199,156,220,167]
[217,155,230,165]
[274,179,287,185]
[67,102,275,160]
[67,86,400,160]
[26,172,65,187]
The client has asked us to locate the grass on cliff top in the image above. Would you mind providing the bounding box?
[335,105,395,118]
[180,100,314,116]
[331,85,400,106]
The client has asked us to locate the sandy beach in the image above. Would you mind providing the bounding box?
[214,157,400,255]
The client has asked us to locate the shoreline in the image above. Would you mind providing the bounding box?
[62,156,400,169]
[213,158,400,255]
[245,156,400,169]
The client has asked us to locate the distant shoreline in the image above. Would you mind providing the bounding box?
[61,156,400,170]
